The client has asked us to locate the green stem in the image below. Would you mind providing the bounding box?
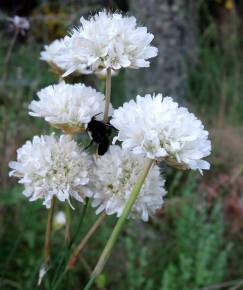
[84,159,154,290]
[103,67,111,123]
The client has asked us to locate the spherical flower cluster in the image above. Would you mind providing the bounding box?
[40,39,92,75]
[58,10,158,76]
[8,15,30,35]
[91,145,166,221]
[9,135,93,208]
[29,83,112,132]
[111,94,211,173]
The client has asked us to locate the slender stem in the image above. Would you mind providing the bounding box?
[80,255,92,274]
[44,198,55,265]
[84,159,154,290]
[196,279,243,290]
[69,198,90,248]
[84,276,96,290]
[52,269,68,290]
[229,280,243,290]
[51,200,91,288]
[1,28,19,189]
[230,165,243,184]
[2,28,19,81]
[65,203,71,245]
[103,67,112,123]
[67,212,106,270]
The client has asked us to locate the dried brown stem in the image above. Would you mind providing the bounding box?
[67,212,106,270]
[103,68,111,123]
[44,198,55,265]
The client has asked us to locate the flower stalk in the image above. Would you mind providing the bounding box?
[44,198,55,265]
[103,67,111,123]
[65,202,71,245]
[67,212,106,270]
[2,27,19,81]
[84,159,154,290]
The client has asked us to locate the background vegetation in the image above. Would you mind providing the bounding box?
[0,0,243,289]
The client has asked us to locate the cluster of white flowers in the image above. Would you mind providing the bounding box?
[29,82,112,131]
[92,145,166,221]
[10,9,211,222]
[111,94,211,173]
[56,11,158,76]
[9,135,93,208]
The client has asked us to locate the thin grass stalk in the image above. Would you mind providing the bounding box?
[51,200,91,287]
[80,254,92,274]
[84,159,154,290]
[69,198,90,247]
[67,212,106,270]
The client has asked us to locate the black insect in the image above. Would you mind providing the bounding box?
[86,115,116,156]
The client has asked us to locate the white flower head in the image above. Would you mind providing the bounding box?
[91,145,166,221]
[59,10,158,76]
[29,83,112,132]
[40,39,92,75]
[8,15,30,35]
[40,39,66,70]
[9,135,93,208]
[111,94,211,173]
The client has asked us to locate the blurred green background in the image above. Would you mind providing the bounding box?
[0,0,243,289]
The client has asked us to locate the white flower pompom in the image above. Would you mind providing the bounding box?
[40,39,92,75]
[8,15,30,35]
[29,83,112,132]
[58,10,158,76]
[91,145,166,221]
[9,135,93,208]
[110,94,211,173]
